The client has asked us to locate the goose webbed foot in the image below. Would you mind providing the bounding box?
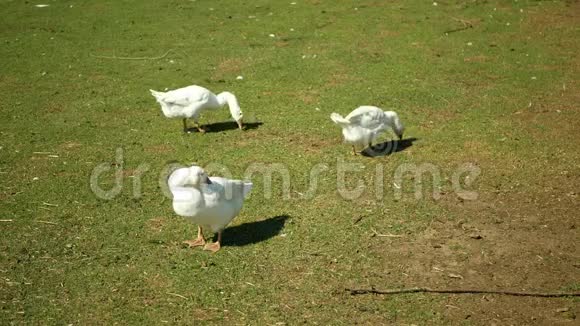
[351,146,358,156]
[183,226,205,247]
[193,121,206,133]
[203,231,222,253]
[203,242,221,253]
[183,237,205,248]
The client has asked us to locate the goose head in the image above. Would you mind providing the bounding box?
[395,124,404,140]
[217,92,244,130]
[169,166,212,189]
[391,113,405,140]
[187,166,212,186]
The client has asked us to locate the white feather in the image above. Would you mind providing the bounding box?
[330,106,404,149]
[150,85,243,124]
[168,166,252,233]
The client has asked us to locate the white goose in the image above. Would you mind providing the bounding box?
[150,85,243,133]
[330,106,404,155]
[168,165,253,252]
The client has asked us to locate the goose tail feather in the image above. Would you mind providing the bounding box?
[243,182,253,198]
[330,113,350,126]
[149,89,165,101]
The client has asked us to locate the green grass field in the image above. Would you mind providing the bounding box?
[1,0,579,324]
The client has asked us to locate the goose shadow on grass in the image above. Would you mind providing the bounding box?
[361,137,418,158]
[217,215,290,247]
[185,121,263,134]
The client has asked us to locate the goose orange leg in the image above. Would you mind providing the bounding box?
[182,118,190,133]
[183,226,205,247]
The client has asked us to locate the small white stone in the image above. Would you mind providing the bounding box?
[467,42,473,46]
[290,28,295,31]
[433,2,438,6]
[269,34,275,37]
[236,75,244,80]
[33,177,39,181]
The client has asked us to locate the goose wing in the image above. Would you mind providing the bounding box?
[205,177,253,200]
[161,86,211,107]
[344,106,386,130]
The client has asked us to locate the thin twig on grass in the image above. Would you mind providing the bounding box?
[0,219,14,222]
[444,26,472,34]
[167,292,188,300]
[345,287,580,298]
[371,228,405,238]
[90,49,175,61]
[36,220,58,225]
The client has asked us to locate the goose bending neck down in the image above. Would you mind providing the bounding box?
[149,85,244,133]
[330,106,405,155]
[216,91,243,130]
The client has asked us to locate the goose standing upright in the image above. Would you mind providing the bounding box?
[168,165,253,252]
[150,85,243,133]
[330,106,404,155]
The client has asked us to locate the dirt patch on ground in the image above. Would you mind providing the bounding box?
[261,90,320,106]
[212,58,248,81]
[361,179,579,324]
[145,144,172,154]
[59,141,82,151]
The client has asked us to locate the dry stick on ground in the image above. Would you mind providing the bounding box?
[346,287,580,298]
[371,228,405,238]
[167,292,188,300]
[36,220,58,225]
[90,49,175,60]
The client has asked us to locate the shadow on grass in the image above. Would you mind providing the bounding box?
[186,121,263,133]
[219,215,289,247]
[362,137,418,157]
